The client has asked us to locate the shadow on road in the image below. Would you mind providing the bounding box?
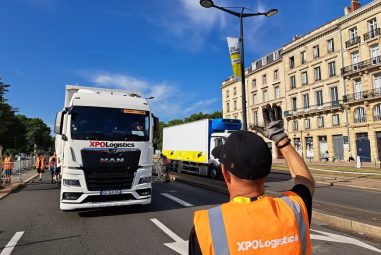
[0,235,82,249]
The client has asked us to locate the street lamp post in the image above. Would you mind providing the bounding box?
[200,0,278,130]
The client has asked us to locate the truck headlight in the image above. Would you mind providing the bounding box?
[139,176,151,184]
[63,179,81,187]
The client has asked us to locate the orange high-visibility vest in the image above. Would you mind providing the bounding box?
[4,157,13,170]
[35,157,45,170]
[194,191,311,255]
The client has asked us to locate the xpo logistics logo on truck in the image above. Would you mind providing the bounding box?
[89,141,135,148]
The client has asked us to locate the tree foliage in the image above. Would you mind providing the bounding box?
[154,111,223,150]
[0,79,53,154]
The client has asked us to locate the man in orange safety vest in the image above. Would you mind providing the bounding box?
[189,104,315,255]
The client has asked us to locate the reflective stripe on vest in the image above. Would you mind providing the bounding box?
[208,197,307,255]
[280,196,307,255]
[208,206,230,255]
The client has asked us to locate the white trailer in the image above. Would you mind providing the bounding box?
[162,118,241,178]
[54,85,160,210]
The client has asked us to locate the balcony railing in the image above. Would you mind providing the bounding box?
[341,56,381,75]
[345,36,361,48]
[343,88,381,103]
[364,28,381,41]
[354,116,367,124]
[284,101,342,118]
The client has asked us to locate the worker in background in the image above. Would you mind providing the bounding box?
[189,104,315,255]
[4,153,13,183]
[35,153,46,181]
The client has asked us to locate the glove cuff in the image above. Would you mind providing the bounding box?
[272,133,288,145]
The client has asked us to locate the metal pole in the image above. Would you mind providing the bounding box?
[239,9,248,130]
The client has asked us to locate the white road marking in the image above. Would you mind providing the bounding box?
[0,232,25,255]
[161,193,194,207]
[150,218,188,255]
[311,229,381,253]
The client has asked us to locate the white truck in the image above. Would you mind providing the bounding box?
[162,118,241,178]
[54,85,160,210]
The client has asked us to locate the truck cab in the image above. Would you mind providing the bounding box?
[54,85,160,210]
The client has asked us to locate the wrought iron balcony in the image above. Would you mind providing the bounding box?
[345,36,360,48]
[284,101,342,118]
[363,28,381,41]
[374,114,381,121]
[343,88,381,103]
[341,56,381,76]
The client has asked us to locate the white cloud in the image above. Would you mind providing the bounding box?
[84,71,219,121]
[149,0,272,53]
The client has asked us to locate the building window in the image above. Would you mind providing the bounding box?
[252,79,257,88]
[370,44,380,62]
[263,90,268,102]
[301,71,308,85]
[274,69,279,81]
[263,75,267,85]
[253,93,257,105]
[226,102,230,113]
[349,27,358,40]
[314,66,321,81]
[304,119,311,129]
[328,61,336,77]
[313,45,320,59]
[289,56,295,69]
[352,51,360,66]
[301,51,307,64]
[332,114,340,126]
[233,100,237,110]
[275,86,280,99]
[290,76,296,89]
[303,94,310,111]
[291,97,297,112]
[317,116,324,128]
[233,87,237,95]
[374,104,381,121]
[327,39,334,53]
[226,90,229,98]
[368,18,378,38]
[316,90,323,107]
[253,111,258,125]
[262,57,267,66]
[354,107,366,123]
[293,120,299,131]
[273,51,280,60]
[354,79,363,100]
[374,73,381,94]
[330,86,339,106]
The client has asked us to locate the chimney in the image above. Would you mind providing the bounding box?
[345,0,361,15]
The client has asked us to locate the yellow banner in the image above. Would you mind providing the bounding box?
[227,37,242,81]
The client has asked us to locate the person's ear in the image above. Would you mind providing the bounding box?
[221,164,231,184]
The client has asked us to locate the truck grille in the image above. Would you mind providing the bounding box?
[81,148,141,191]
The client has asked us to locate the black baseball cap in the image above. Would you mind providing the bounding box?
[212,130,272,180]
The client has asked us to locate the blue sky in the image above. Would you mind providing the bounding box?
[0,0,373,128]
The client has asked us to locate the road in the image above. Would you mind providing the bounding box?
[0,174,380,255]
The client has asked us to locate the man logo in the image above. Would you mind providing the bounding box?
[100,158,125,163]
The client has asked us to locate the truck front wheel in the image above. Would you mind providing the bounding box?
[208,165,219,179]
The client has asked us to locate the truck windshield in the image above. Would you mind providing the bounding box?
[70,106,150,141]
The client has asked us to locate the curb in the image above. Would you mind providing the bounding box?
[172,175,381,240]
[316,181,381,192]
[0,173,38,200]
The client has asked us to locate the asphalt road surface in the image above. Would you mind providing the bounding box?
[0,173,380,255]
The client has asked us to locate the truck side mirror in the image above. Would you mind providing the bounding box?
[54,111,64,135]
[153,116,160,139]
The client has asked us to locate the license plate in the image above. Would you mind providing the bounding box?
[100,190,121,195]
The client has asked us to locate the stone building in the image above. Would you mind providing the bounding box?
[221,0,381,162]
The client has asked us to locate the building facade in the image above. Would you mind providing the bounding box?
[222,0,381,162]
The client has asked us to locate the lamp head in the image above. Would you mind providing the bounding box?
[200,0,214,8]
[265,9,278,17]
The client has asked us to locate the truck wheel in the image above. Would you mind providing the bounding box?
[209,166,218,179]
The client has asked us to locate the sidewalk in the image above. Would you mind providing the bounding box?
[0,168,38,200]
[170,173,381,240]
[273,158,381,170]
